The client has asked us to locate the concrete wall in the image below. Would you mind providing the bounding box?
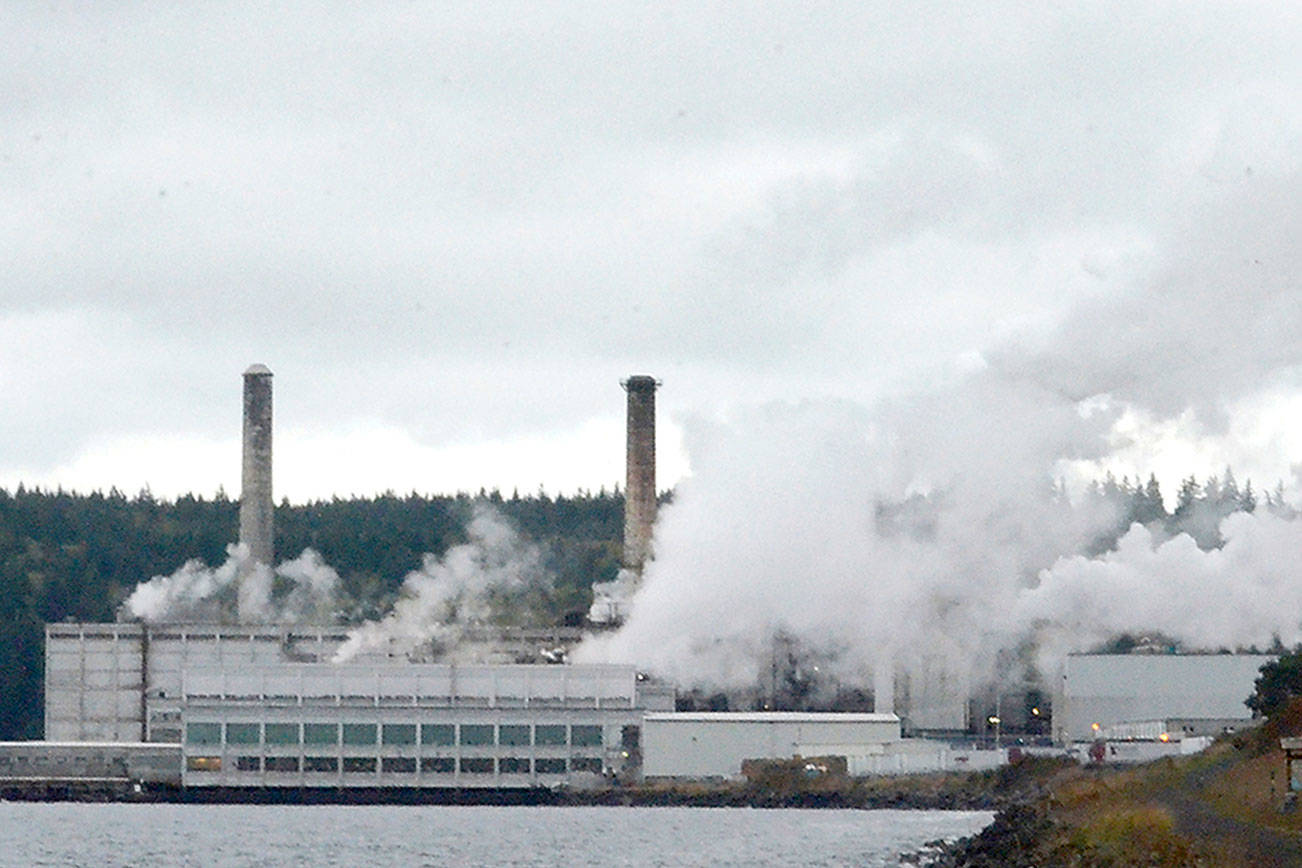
[45,624,145,742]
[643,712,900,779]
[1052,653,1273,743]
[898,657,969,733]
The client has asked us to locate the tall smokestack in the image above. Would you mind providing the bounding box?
[239,364,274,571]
[622,375,659,574]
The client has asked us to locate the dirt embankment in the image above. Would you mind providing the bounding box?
[921,701,1302,867]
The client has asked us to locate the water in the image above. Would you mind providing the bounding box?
[0,804,990,867]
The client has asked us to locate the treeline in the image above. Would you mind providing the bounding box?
[0,486,625,739]
[1076,469,1295,554]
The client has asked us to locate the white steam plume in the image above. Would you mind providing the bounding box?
[124,543,341,625]
[332,505,548,663]
[577,173,1302,693]
[1021,513,1302,668]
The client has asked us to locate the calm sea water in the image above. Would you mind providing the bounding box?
[0,804,991,867]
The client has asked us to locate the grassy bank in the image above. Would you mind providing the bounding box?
[927,703,1302,867]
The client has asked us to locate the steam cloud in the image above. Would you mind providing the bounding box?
[577,174,1302,694]
[332,505,549,663]
[125,543,341,625]
[1022,514,1302,667]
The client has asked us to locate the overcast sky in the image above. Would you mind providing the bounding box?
[2,2,1298,502]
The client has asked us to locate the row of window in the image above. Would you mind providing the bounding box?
[186,755,604,775]
[185,722,604,748]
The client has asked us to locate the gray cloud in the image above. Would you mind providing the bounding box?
[1,2,1297,493]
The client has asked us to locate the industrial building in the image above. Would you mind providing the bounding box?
[41,621,674,791]
[1052,653,1273,743]
[642,712,901,779]
[45,622,365,743]
[180,663,670,788]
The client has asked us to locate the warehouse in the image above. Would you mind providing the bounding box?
[641,712,901,779]
[1052,653,1273,743]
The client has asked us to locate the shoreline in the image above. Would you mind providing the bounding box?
[0,761,1059,809]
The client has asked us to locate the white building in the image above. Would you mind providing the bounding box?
[642,712,901,779]
[44,623,366,742]
[40,623,676,791]
[44,622,590,744]
[1052,653,1273,743]
[179,663,671,788]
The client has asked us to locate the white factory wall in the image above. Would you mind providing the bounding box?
[45,624,362,742]
[45,624,145,741]
[849,745,1008,777]
[179,663,651,788]
[642,712,901,779]
[898,657,969,733]
[1053,654,1274,743]
[47,623,610,744]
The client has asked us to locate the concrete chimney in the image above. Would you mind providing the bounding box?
[622,375,658,574]
[239,364,274,570]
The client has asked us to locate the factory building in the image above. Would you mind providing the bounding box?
[180,663,669,788]
[642,712,901,779]
[41,622,675,790]
[1052,653,1273,743]
[45,622,365,743]
[45,623,606,740]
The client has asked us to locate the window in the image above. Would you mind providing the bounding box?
[499,725,530,746]
[571,757,602,774]
[460,725,494,746]
[226,723,260,745]
[185,723,222,746]
[535,725,566,746]
[342,757,377,773]
[421,724,455,746]
[304,724,338,745]
[265,723,300,745]
[534,758,566,774]
[571,726,603,747]
[459,757,494,774]
[265,756,300,773]
[498,757,530,774]
[382,757,416,774]
[382,724,416,745]
[304,757,338,773]
[235,756,261,772]
[342,724,377,746]
[186,756,221,772]
[421,757,455,773]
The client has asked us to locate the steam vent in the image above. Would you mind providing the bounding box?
[239,364,274,570]
[622,375,659,574]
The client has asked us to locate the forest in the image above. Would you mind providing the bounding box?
[0,470,1293,739]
